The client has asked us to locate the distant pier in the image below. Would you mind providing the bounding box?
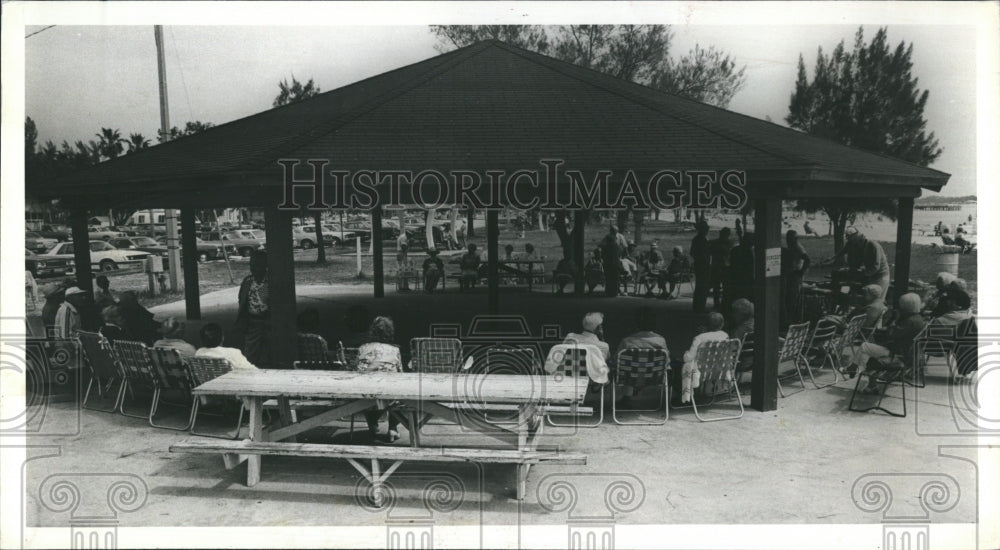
[915,204,962,211]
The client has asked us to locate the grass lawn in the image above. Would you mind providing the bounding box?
[36,217,976,310]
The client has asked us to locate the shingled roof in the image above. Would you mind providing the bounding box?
[39,39,949,203]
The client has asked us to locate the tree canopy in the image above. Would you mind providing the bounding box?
[273,76,321,107]
[430,25,746,108]
[786,27,943,255]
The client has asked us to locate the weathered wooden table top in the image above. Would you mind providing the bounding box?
[193,370,587,404]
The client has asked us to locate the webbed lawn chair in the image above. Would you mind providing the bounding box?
[187,356,246,439]
[77,331,125,413]
[612,348,669,425]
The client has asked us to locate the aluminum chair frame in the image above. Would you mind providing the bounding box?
[77,331,126,413]
[110,339,161,420]
[612,348,669,425]
[848,354,910,417]
[148,347,198,430]
[777,322,811,397]
[546,346,603,428]
[682,339,744,422]
[409,338,464,374]
[798,318,843,389]
[187,356,246,439]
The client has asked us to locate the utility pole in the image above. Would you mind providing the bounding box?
[155,25,181,292]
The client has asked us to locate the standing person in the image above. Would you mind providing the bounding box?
[709,227,734,308]
[690,220,711,312]
[458,243,481,291]
[727,232,756,308]
[734,218,744,241]
[396,243,414,292]
[356,316,403,443]
[780,230,811,325]
[552,253,576,294]
[600,225,628,297]
[42,285,68,329]
[421,248,444,293]
[236,250,271,368]
[829,227,890,299]
[94,275,117,309]
[585,248,605,294]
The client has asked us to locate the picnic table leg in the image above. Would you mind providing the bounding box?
[277,396,297,443]
[246,397,264,487]
[408,411,422,448]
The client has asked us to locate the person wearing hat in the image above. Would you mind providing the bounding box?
[153,317,197,359]
[422,247,444,293]
[54,286,86,339]
[690,219,712,312]
[562,311,611,361]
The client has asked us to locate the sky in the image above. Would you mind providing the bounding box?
[24,23,979,196]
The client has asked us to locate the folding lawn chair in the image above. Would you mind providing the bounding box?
[77,331,125,413]
[777,321,811,397]
[148,347,198,430]
[799,317,843,389]
[409,338,464,373]
[110,339,160,420]
[545,345,603,427]
[187,356,246,439]
[681,338,744,422]
[297,333,332,363]
[612,348,669,425]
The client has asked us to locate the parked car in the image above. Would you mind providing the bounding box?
[293,225,361,248]
[200,230,266,257]
[44,240,150,272]
[34,224,72,242]
[88,227,126,241]
[153,236,238,261]
[25,249,73,278]
[110,236,167,255]
[25,231,58,253]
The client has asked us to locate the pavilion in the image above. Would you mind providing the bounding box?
[37,40,950,412]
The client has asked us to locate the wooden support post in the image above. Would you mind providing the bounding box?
[372,205,384,298]
[751,198,781,412]
[264,205,297,369]
[573,211,586,295]
[180,209,201,320]
[487,210,499,313]
[894,197,914,303]
[69,208,93,296]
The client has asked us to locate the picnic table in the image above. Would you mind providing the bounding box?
[499,258,547,291]
[171,370,587,503]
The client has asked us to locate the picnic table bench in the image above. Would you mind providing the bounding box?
[170,370,588,503]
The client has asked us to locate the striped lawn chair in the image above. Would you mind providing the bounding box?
[110,339,160,420]
[612,348,670,425]
[800,318,845,389]
[148,347,197,430]
[689,338,743,422]
[77,331,125,413]
[187,356,246,439]
[777,321,812,397]
[297,333,331,363]
[545,346,601,427]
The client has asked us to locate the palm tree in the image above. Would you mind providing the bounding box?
[95,128,126,161]
[126,133,151,154]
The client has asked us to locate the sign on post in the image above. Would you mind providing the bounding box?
[765,247,781,277]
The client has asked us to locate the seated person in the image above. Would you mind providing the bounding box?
[620,242,639,279]
[848,284,888,329]
[584,249,605,294]
[729,298,755,342]
[503,244,515,260]
[664,246,692,299]
[422,248,444,293]
[94,275,118,309]
[639,243,664,296]
[850,293,927,393]
[296,307,330,361]
[522,242,539,261]
[153,317,197,359]
[118,290,161,346]
[457,243,481,291]
[930,279,972,327]
[552,253,576,294]
[616,307,669,403]
[99,305,131,344]
[195,322,258,370]
[356,316,403,442]
[563,312,611,361]
[680,312,729,403]
[922,272,955,317]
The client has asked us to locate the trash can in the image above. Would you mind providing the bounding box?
[934,250,960,277]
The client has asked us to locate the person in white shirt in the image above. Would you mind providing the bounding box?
[563,312,610,361]
[194,322,258,370]
[153,317,197,359]
[680,312,729,403]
